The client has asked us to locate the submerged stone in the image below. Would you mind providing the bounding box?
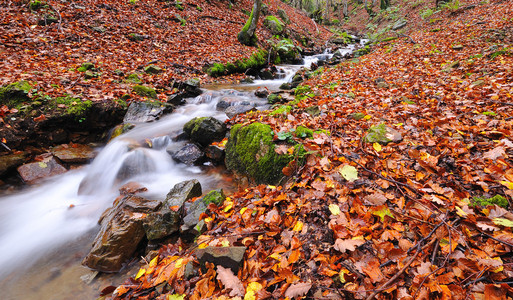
[183,117,226,147]
[123,101,172,123]
[170,143,204,165]
[50,143,96,163]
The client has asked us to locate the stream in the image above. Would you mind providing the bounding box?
[0,45,362,299]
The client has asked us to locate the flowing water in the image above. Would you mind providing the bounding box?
[0,46,366,299]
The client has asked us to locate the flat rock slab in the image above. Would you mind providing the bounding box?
[196,246,246,273]
[50,143,96,163]
[17,154,67,184]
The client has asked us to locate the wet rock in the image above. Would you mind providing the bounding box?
[0,152,26,176]
[279,82,292,90]
[82,187,161,272]
[17,154,67,184]
[205,145,224,163]
[225,105,255,119]
[50,143,96,163]
[110,123,135,140]
[170,143,204,165]
[196,246,246,273]
[183,117,226,147]
[267,93,282,104]
[132,85,157,99]
[181,189,226,234]
[364,124,402,144]
[183,78,202,98]
[216,100,231,111]
[116,149,157,182]
[123,102,173,123]
[167,92,187,106]
[254,87,270,98]
[142,179,202,240]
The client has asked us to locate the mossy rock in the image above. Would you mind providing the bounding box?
[144,65,162,74]
[472,195,508,208]
[202,189,226,206]
[295,126,313,139]
[77,62,95,72]
[183,117,226,147]
[277,9,290,24]
[267,93,282,104]
[274,39,302,64]
[225,122,294,184]
[126,74,142,84]
[132,85,157,98]
[364,123,402,144]
[0,81,32,107]
[264,16,285,35]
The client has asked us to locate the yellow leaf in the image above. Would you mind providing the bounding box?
[223,200,233,212]
[329,204,341,216]
[221,240,230,247]
[292,220,303,232]
[135,268,146,280]
[149,256,158,267]
[373,142,382,152]
[174,258,184,269]
[198,243,208,249]
[240,207,248,215]
[364,115,372,120]
[455,206,468,218]
[339,268,350,283]
[500,181,513,190]
[490,257,504,273]
[269,252,282,260]
[245,282,263,300]
[38,162,47,168]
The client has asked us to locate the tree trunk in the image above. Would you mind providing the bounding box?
[343,0,348,17]
[380,0,389,10]
[237,0,262,46]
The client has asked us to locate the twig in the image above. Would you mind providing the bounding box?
[1,142,11,151]
[480,231,513,248]
[48,3,63,33]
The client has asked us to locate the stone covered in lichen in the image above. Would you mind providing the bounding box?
[132,85,157,98]
[225,122,293,184]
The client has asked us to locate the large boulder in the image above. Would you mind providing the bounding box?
[143,179,202,240]
[225,122,297,184]
[17,154,67,184]
[123,101,173,123]
[82,185,161,272]
[183,117,226,147]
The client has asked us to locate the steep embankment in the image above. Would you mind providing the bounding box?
[109,1,513,299]
[0,0,331,150]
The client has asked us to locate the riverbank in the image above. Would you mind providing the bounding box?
[108,0,513,299]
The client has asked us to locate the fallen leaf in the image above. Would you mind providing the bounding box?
[483,147,506,160]
[284,282,312,299]
[216,265,244,297]
[339,165,358,182]
[334,237,365,253]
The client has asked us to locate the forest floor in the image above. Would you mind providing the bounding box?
[107,0,513,299]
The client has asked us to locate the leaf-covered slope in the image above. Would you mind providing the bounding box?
[0,0,330,103]
[112,1,513,299]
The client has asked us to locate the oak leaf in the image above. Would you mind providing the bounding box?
[216,266,244,297]
[284,282,312,299]
[483,146,506,160]
[334,237,365,253]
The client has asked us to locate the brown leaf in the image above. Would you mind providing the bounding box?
[363,192,387,206]
[334,238,365,253]
[216,265,244,297]
[483,147,506,160]
[284,282,312,299]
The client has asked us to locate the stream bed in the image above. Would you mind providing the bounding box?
[0,46,365,299]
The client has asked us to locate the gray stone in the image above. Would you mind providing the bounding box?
[170,143,204,165]
[225,105,255,119]
[123,102,173,123]
[205,145,224,162]
[181,189,225,234]
[183,117,226,147]
[165,179,202,207]
[144,65,163,74]
[196,246,246,273]
[17,154,67,184]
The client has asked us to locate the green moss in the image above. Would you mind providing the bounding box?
[207,49,268,77]
[237,4,259,46]
[365,123,390,143]
[29,0,47,10]
[277,9,290,24]
[183,116,207,135]
[472,195,508,208]
[55,96,92,117]
[225,122,294,184]
[77,62,95,72]
[132,85,157,98]
[0,81,32,107]
[202,189,226,206]
[263,16,284,35]
[144,65,162,74]
[267,93,282,104]
[126,73,142,83]
[295,126,313,139]
[269,105,291,116]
